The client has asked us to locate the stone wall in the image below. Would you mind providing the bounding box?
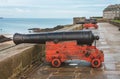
[0,44,45,79]
[73,17,86,24]
[109,21,120,27]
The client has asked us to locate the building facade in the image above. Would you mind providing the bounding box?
[103,4,120,19]
[73,17,86,24]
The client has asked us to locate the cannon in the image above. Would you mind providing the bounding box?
[13,31,99,45]
[83,23,98,29]
[13,31,104,68]
[83,19,98,29]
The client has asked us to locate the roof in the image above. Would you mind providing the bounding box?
[103,4,120,12]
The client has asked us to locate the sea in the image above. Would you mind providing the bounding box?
[0,18,72,34]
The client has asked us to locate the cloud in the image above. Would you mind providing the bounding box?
[15,8,30,13]
[0,0,8,2]
[0,0,120,18]
[75,4,107,8]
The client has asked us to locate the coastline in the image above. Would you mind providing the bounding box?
[0,18,72,34]
[0,24,73,43]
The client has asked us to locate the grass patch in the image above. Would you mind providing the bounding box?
[112,20,120,23]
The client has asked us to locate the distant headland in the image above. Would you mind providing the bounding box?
[0,17,3,19]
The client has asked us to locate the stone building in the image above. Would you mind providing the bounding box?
[103,4,120,19]
[73,17,86,24]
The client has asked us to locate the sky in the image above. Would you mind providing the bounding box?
[0,0,120,18]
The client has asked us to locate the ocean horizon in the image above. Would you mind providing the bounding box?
[0,18,72,34]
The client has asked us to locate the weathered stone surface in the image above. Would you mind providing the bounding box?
[109,21,120,27]
[25,23,120,79]
[0,57,13,79]
[0,44,45,79]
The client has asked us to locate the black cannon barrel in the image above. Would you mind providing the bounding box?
[13,31,99,45]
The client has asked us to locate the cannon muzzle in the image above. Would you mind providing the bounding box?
[13,31,99,45]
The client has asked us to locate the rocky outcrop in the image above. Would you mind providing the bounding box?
[0,35,11,43]
[28,25,64,32]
